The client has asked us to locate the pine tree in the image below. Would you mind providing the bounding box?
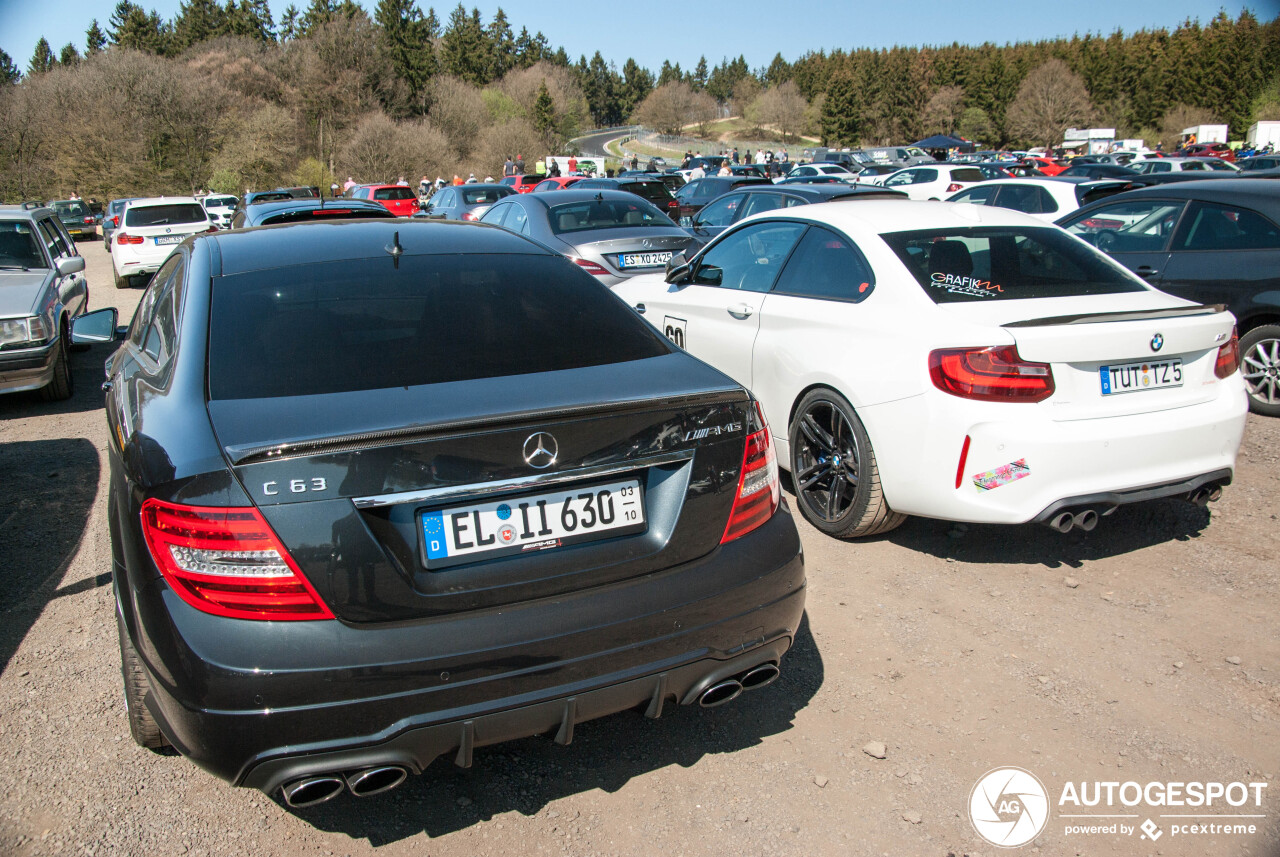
[533,80,555,136]
[693,55,708,90]
[28,38,56,75]
[821,66,862,146]
[375,0,435,107]
[109,3,169,54]
[439,3,488,84]
[172,0,226,52]
[59,43,81,66]
[486,8,514,79]
[764,53,791,86]
[86,20,108,54]
[0,50,21,84]
[279,4,300,39]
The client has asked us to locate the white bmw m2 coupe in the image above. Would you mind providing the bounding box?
[615,201,1248,538]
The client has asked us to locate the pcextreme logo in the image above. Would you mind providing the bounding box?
[968,769,1269,848]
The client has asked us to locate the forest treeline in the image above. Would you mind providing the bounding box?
[1,0,1277,201]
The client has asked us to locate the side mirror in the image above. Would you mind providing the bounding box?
[664,252,691,284]
[70,308,120,344]
[693,264,722,286]
[56,256,85,277]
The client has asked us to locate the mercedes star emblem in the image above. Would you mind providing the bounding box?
[522,432,558,469]
[1150,333,1164,352]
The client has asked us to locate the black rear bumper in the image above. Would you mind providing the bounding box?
[1032,467,1233,523]
[124,504,805,792]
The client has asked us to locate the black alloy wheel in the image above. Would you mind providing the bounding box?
[788,388,905,539]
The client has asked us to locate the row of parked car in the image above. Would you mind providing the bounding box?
[6,151,1269,811]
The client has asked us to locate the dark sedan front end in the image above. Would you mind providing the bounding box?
[106,220,805,807]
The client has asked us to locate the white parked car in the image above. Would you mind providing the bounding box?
[200,193,239,228]
[614,202,1247,538]
[781,163,861,183]
[1130,157,1239,174]
[946,178,1131,221]
[111,197,214,288]
[874,164,987,199]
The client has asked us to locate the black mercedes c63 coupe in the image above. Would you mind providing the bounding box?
[100,219,806,807]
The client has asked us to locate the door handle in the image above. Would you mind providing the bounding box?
[634,303,645,314]
[1135,266,1158,278]
[727,303,753,319]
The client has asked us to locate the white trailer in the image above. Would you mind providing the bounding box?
[1247,121,1280,147]
[1181,124,1228,144]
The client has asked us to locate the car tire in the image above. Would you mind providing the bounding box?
[37,324,73,402]
[113,267,127,289]
[1240,324,1280,417]
[788,388,906,539]
[116,609,170,750]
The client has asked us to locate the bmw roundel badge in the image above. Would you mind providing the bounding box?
[1150,333,1164,352]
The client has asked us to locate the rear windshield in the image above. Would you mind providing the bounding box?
[620,182,673,205]
[258,208,394,225]
[51,201,90,218]
[881,226,1146,303]
[124,203,207,227]
[373,187,416,201]
[951,168,984,182]
[461,187,508,205]
[208,254,671,399]
[0,221,48,269]
[549,199,671,234]
[204,196,237,208]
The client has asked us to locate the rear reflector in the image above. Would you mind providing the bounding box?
[1215,327,1240,379]
[929,345,1055,403]
[116,233,144,245]
[722,402,781,543]
[140,499,333,621]
[573,258,611,276]
[954,435,972,490]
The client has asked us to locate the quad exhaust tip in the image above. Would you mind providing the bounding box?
[346,765,408,797]
[1188,485,1222,507]
[739,662,781,690]
[1046,508,1099,533]
[699,678,743,708]
[281,765,409,807]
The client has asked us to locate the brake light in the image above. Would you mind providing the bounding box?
[721,402,780,543]
[1215,327,1240,379]
[140,499,333,621]
[461,212,478,221]
[115,233,144,245]
[314,208,352,216]
[204,225,218,233]
[573,258,610,276]
[84,216,94,223]
[929,345,1055,402]
[946,183,963,192]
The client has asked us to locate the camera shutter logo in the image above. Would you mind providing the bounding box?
[969,767,1050,848]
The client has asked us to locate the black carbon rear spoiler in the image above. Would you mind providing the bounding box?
[1002,304,1226,329]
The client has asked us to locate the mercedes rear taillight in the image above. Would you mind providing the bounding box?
[115,233,144,244]
[929,345,1055,403]
[722,402,780,543]
[573,258,610,276]
[1215,327,1240,379]
[946,183,963,192]
[141,499,333,621]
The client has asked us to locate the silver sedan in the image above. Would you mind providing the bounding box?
[478,189,693,287]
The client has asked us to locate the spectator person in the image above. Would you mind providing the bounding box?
[466,173,478,183]
[549,158,561,177]
[629,153,639,171]
[395,176,409,186]
[535,157,546,175]
[419,175,430,196]
[515,154,525,174]
[689,162,706,181]
[452,174,464,185]
[567,155,577,173]
[732,147,740,164]
[503,156,515,177]
[717,161,731,176]
[681,151,692,169]
[343,175,357,192]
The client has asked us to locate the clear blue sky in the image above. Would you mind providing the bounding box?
[2,0,1275,76]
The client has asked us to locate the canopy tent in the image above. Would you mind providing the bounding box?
[912,135,976,152]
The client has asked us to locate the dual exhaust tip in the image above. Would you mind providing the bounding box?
[697,661,781,708]
[281,765,408,809]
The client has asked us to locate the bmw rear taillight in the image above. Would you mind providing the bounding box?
[116,233,144,244]
[573,258,610,276]
[721,402,780,543]
[140,499,333,621]
[929,345,1055,402]
[1215,327,1240,379]
[946,183,962,192]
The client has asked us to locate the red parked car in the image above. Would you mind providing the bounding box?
[1180,142,1236,162]
[531,176,585,192]
[1020,157,1068,176]
[347,184,420,216]
[499,174,547,194]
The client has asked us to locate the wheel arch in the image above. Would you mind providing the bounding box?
[1236,311,1280,336]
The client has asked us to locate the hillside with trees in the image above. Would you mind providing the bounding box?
[0,1,1276,201]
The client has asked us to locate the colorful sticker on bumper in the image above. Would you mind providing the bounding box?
[973,458,1030,492]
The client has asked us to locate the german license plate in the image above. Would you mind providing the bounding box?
[421,479,645,569]
[619,251,672,268]
[154,235,184,245]
[1099,358,1183,395]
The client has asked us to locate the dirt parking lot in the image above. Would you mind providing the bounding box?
[1,239,1277,857]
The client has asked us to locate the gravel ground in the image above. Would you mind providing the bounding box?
[1,239,1277,857]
